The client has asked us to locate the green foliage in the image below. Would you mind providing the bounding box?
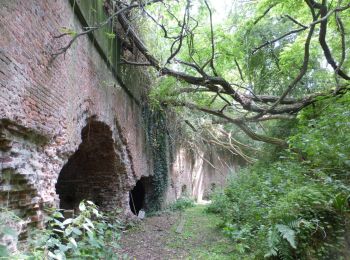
[105,32,116,39]
[59,27,77,37]
[209,95,350,259]
[28,201,122,259]
[289,93,350,174]
[143,106,169,212]
[168,197,195,211]
[206,190,229,215]
[149,77,178,109]
[0,208,21,258]
[144,0,350,120]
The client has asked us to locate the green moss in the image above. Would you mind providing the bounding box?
[72,0,119,72]
[167,206,234,259]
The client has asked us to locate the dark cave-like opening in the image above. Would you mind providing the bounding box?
[129,179,146,215]
[55,120,124,211]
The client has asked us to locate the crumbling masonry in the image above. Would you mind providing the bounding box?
[0,0,238,244]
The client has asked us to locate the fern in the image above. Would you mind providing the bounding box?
[276,224,296,249]
[265,219,303,259]
[265,228,280,258]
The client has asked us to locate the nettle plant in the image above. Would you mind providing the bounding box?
[30,201,123,260]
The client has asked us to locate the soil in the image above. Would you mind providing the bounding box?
[119,206,233,260]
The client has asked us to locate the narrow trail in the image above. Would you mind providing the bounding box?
[119,206,233,260]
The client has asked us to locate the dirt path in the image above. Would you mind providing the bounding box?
[119,206,233,260]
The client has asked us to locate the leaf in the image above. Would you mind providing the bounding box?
[276,224,296,249]
[85,217,95,228]
[72,227,82,236]
[69,237,78,248]
[48,251,64,260]
[48,251,56,258]
[57,243,69,252]
[59,27,77,37]
[264,247,278,258]
[333,193,349,212]
[83,223,92,233]
[53,219,64,228]
[105,32,116,39]
[64,227,73,236]
[79,202,86,211]
[62,218,73,226]
[92,208,99,216]
[52,211,64,219]
[53,228,64,233]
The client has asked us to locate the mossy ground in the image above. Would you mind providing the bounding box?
[119,205,233,259]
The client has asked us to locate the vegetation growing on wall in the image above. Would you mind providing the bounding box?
[143,105,169,212]
[53,0,350,150]
[2,0,348,257]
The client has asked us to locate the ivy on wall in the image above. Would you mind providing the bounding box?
[142,105,169,212]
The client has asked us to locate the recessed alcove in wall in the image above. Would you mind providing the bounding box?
[129,177,153,215]
[56,120,125,211]
[181,184,188,195]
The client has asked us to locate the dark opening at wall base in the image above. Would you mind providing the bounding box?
[129,179,145,215]
[129,176,156,215]
[55,119,123,212]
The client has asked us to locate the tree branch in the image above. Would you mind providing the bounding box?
[52,0,163,57]
[166,100,288,147]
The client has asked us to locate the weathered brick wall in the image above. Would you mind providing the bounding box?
[167,145,239,203]
[0,2,239,251]
[0,0,152,240]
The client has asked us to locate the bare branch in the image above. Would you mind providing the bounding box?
[284,15,308,28]
[253,27,307,54]
[309,0,350,80]
[174,59,206,76]
[335,11,346,75]
[120,58,152,66]
[166,100,288,147]
[166,0,191,64]
[266,16,317,112]
[234,59,245,82]
[203,0,218,76]
[253,4,277,25]
[52,0,163,57]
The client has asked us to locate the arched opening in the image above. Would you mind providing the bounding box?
[203,183,217,200]
[129,180,145,215]
[128,176,156,215]
[181,184,188,196]
[56,120,125,211]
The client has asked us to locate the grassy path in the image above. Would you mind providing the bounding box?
[119,205,233,259]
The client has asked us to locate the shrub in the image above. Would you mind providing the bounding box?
[169,197,195,211]
[28,201,122,259]
[206,190,228,215]
[211,162,349,259]
[209,94,350,259]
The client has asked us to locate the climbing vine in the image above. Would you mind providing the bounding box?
[142,104,169,212]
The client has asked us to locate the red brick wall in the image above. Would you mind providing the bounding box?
[0,0,152,236]
[0,2,238,248]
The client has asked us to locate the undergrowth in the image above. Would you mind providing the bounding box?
[2,201,123,260]
[168,197,195,211]
[208,93,350,259]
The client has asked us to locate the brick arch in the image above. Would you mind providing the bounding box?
[55,119,128,211]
